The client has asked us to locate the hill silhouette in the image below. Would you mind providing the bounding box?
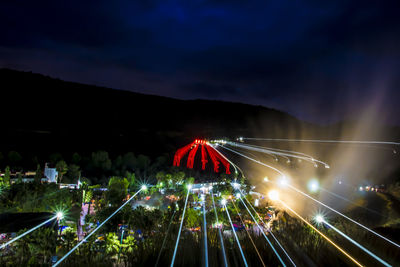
[0,69,398,160]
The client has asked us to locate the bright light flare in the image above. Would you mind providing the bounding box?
[170,187,191,266]
[53,188,144,267]
[323,220,391,267]
[224,200,248,266]
[315,214,324,223]
[263,176,269,182]
[187,184,192,190]
[268,190,279,201]
[236,193,241,199]
[221,199,227,206]
[278,177,288,187]
[141,185,148,191]
[232,182,240,189]
[279,200,363,267]
[56,212,64,220]
[308,179,319,192]
[0,216,57,249]
[288,183,400,249]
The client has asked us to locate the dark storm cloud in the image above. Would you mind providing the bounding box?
[1,0,399,124]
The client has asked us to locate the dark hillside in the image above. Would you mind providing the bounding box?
[0,69,310,158]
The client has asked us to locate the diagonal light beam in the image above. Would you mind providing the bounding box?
[170,187,191,267]
[53,187,144,267]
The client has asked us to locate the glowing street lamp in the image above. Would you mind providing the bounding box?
[308,179,319,193]
[315,214,324,224]
[268,190,279,201]
[56,212,64,220]
[278,176,288,187]
[232,182,240,189]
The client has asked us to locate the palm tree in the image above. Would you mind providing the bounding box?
[56,160,68,183]
[121,235,137,266]
[60,229,77,253]
[105,232,120,258]
[34,228,57,264]
[14,229,34,265]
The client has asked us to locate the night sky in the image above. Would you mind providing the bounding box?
[1,1,399,124]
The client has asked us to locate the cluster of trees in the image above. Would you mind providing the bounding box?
[0,189,279,266]
[0,183,79,214]
[3,177,398,266]
[0,166,10,187]
[0,150,170,185]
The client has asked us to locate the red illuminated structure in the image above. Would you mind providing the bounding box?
[173,139,231,174]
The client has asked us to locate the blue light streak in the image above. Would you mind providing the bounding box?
[53,188,143,267]
[239,197,286,267]
[211,191,228,267]
[170,188,191,267]
[322,220,391,267]
[224,202,248,267]
[202,196,208,267]
[240,190,296,267]
[1,215,57,249]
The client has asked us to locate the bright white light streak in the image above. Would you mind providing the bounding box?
[241,138,400,146]
[241,143,314,159]
[224,202,249,267]
[279,200,363,267]
[53,188,143,267]
[288,184,400,249]
[225,146,400,250]
[240,189,296,267]
[320,187,385,218]
[202,197,209,267]
[211,191,228,267]
[170,188,191,267]
[239,198,286,267]
[220,145,285,177]
[321,219,391,267]
[1,215,57,249]
[56,212,64,220]
[212,146,239,175]
[228,142,329,167]
[215,145,248,179]
[279,177,289,187]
